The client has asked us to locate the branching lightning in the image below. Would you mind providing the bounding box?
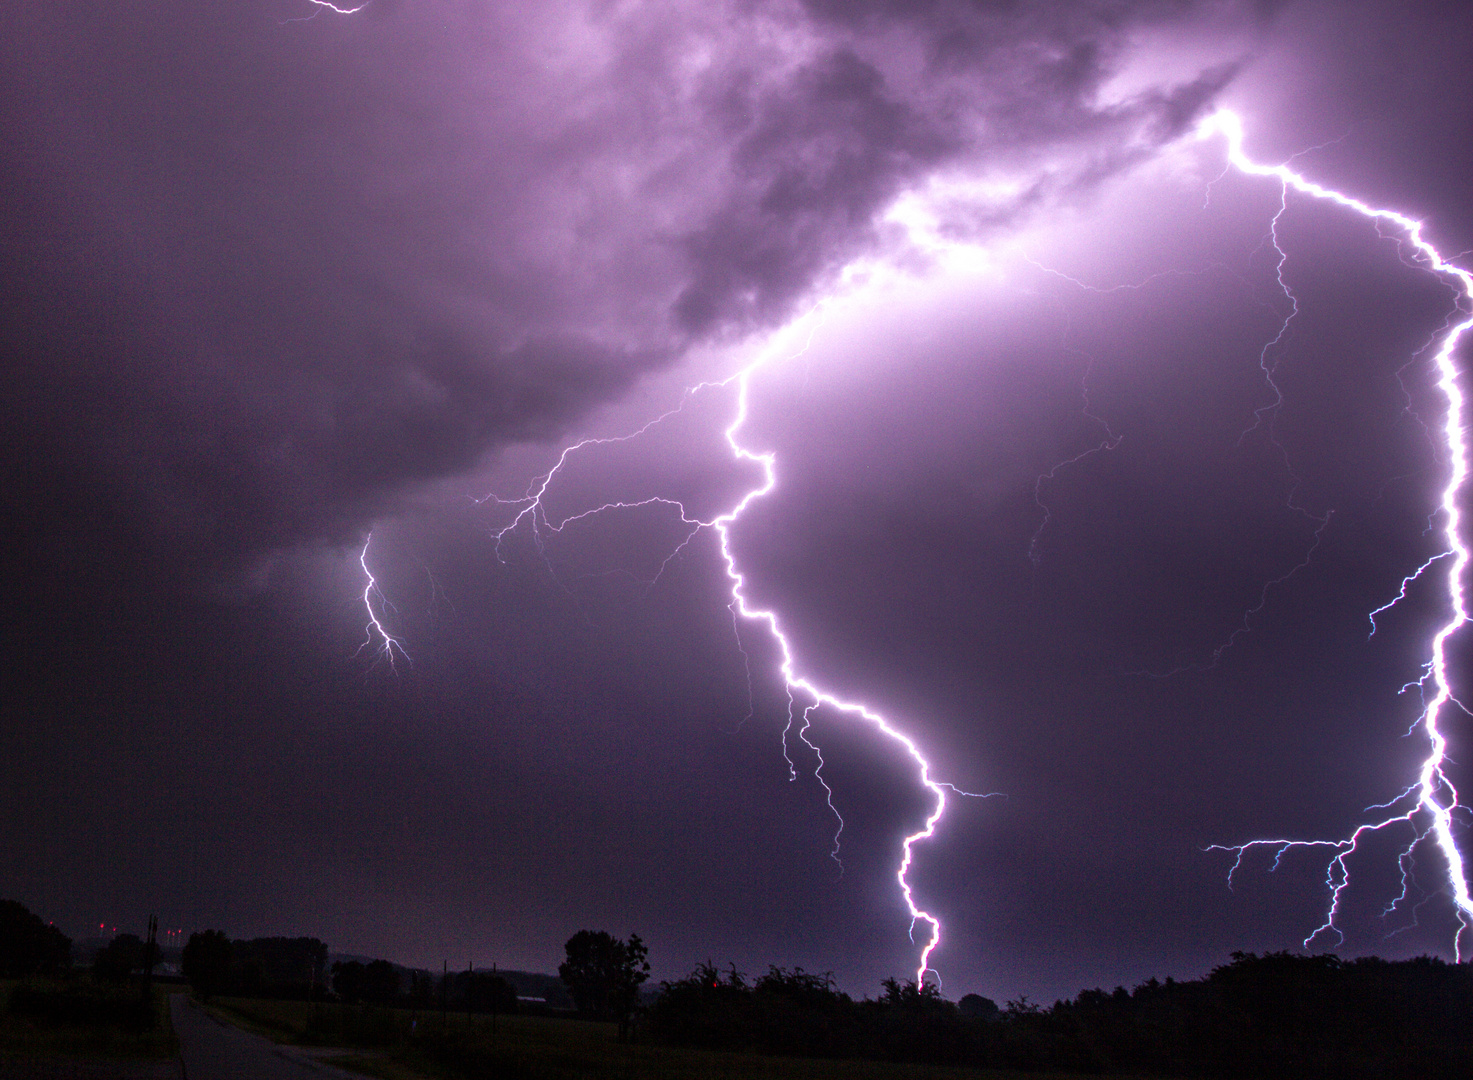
[304,0,372,14]
[1198,109,1473,956]
[357,532,410,671]
[708,354,999,985]
[277,0,373,25]
[326,0,1472,974]
[1029,353,1122,567]
[462,312,996,986]
[793,699,844,872]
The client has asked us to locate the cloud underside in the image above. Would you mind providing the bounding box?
[0,0,1259,581]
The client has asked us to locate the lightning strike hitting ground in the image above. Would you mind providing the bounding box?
[1198,109,1473,956]
[319,0,988,991]
[709,355,997,986]
[339,44,1470,981]
[465,313,994,987]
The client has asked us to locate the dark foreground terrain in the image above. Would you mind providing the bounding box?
[10,951,1473,1080]
[202,995,1119,1080]
[0,980,178,1080]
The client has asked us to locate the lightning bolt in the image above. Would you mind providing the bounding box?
[467,309,997,987]
[276,0,373,25]
[331,23,1470,974]
[357,532,410,671]
[793,699,844,872]
[710,353,999,986]
[1028,352,1122,567]
[1199,109,1473,957]
[303,0,372,13]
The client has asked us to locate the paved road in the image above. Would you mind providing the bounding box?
[169,999,357,1080]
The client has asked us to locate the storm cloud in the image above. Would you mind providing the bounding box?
[3,0,1254,584]
[7,0,1471,1007]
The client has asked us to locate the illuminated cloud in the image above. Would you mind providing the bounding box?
[6,0,1473,1006]
[1,0,1256,582]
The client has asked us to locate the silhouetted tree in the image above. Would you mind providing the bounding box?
[559,930,650,1039]
[466,971,518,1015]
[645,961,754,1050]
[362,959,400,1004]
[332,959,367,1002]
[93,933,148,982]
[880,976,946,1008]
[647,963,865,1057]
[182,930,233,1000]
[0,899,71,977]
[959,993,1000,1021]
[752,967,855,1057]
[872,977,967,1064]
[407,970,436,1009]
[647,950,1473,1077]
[231,937,328,998]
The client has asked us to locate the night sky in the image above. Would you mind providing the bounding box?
[5,0,1473,1006]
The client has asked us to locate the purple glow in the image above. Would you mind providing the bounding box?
[1200,109,1473,956]
[458,312,997,986]
[358,532,410,671]
[12,0,1473,1006]
[351,101,1473,982]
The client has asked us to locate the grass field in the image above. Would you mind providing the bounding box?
[206,997,1132,1080]
[0,979,181,1061]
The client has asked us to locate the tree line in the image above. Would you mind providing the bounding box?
[10,899,1473,1076]
[0,899,71,978]
[1,900,159,1032]
[179,929,553,1012]
[643,952,1473,1079]
[171,923,654,1039]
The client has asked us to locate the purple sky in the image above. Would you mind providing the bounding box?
[5,0,1473,1004]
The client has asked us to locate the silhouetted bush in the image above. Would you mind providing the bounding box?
[958,991,1000,1020]
[647,964,971,1062]
[861,977,972,1065]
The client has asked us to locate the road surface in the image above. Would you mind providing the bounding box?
[169,998,359,1080]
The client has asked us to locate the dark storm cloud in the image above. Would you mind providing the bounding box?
[8,0,1473,1007]
[2,1,671,581]
[1,0,1257,587]
[672,46,952,333]
[675,0,1249,333]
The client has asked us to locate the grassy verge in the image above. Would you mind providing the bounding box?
[202,998,1126,1080]
[0,978,181,1060]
